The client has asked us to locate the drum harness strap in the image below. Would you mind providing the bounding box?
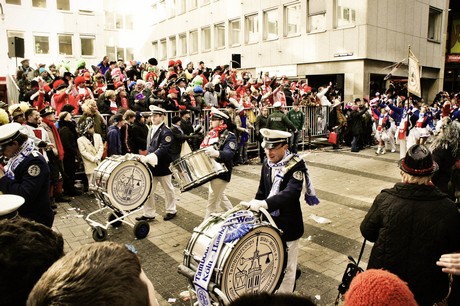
[193,210,255,306]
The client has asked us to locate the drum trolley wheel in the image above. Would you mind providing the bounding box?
[85,191,150,242]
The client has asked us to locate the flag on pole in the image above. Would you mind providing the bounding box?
[408,48,421,97]
[384,59,405,80]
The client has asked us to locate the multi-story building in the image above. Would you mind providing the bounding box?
[0,0,457,103]
[148,0,451,102]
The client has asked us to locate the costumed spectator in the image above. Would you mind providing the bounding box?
[129,111,149,155]
[50,79,78,115]
[388,98,414,158]
[9,103,27,124]
[27,241,160,306]
[97,55,110,75]
[328,99,347,150]
[58,111,81,197]
[0,217,64,306]
[20,108,53,160]
[246,128,319,293]
[97,89,118,115]
[0,123,55,227]
[129,80,151,112]
[200,107,237,219]
[414,105,435,145]
[40,106,70,204]
[180,109,200,151]
[72,76,94,111]
[106,114,124,157]
[78,99,107,141]
[204,82,217,108]
[17,58,35,81]
[170,116,190,162]
[348,104,369,152]
[104,60,117,90]
[287,101,305,153]
[360,144,460,306]
[137,106,177,221]
[430,118,460,200]
[344,269,417,306]
[255,107,269,163]
[372,106,394,155]
[235,106,253,165]
[316,83,332,131]
[121,110,136,154]
[267,101,296,133]
[77,118,104,187]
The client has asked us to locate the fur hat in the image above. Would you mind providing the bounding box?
[344,269,417,306]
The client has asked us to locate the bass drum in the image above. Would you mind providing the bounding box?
[183,207,286,303]
[92,155,152,211]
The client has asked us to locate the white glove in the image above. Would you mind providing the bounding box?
[248,199,268,212]
[140,153,158,167]
[205,146,219,158]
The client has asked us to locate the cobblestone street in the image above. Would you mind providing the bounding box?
[52,145,400,305]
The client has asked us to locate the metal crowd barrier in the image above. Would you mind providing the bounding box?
[74,105,331,153]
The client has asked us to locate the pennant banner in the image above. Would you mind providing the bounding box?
[408,49,421,97]
[384,59,405,81]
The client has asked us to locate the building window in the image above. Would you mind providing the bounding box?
[80,36,95,56]
[57,0,70,11]
[166,0,176,18]
[189,0,198,10]
[58,35,73,56]
[189,30,198,54]
[284,3,301,37]
[34,35,49,54]
[117,48,125,61]
[263,9,278,40]
[202,27,211,52]
[179,33,187,56]
[116,13,124,29]
[105,12,115,30]
[215,23,225,49]
[32,0,46,8]
[229,19,241,46]
[245,14,259,44]
[308,0,326,32]
[126,15,134,30]
[106,46,116,61]
[152,41,158,59]
[428,6,442,42]
[6,0,21,4]
[335,0,356,28]
[177,0,186,14]
[201,0,210,6]
[169,36,177,57]
[126,48,134,61]
[160,39,167,60]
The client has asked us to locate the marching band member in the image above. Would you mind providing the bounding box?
[137,105,177,221]
[200,107,237,220]
[414,105,435,145]
[246,128,319,293]
[372,106,394,155]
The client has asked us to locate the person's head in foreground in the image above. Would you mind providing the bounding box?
[398,144,438,184]
[27,241,159,306]
[344,269,417,306]
[0,217,64,306]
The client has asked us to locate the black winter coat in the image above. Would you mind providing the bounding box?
[361,183,460,306]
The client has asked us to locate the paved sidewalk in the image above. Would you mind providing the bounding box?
[52,146,401,305]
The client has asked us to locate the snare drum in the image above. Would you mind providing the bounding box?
[183,207,286,303]
[92,155,152,211]
[170,148,227,192]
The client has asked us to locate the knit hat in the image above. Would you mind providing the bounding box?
[344,269,417,306]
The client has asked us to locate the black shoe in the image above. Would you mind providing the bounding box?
[56,195,72,202]
[135,215,155,222]
[163,213,176,221]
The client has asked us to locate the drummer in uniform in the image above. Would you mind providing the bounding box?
[200,107,237,220]
[137,105,177,221]
[0,123,55,227]
[246,128,319,293]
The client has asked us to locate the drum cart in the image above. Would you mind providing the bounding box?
[85,191,150,242]
[85,155,153,242]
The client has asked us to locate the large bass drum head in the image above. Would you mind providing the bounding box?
[106,160,152,211]
[220,225,286,301]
